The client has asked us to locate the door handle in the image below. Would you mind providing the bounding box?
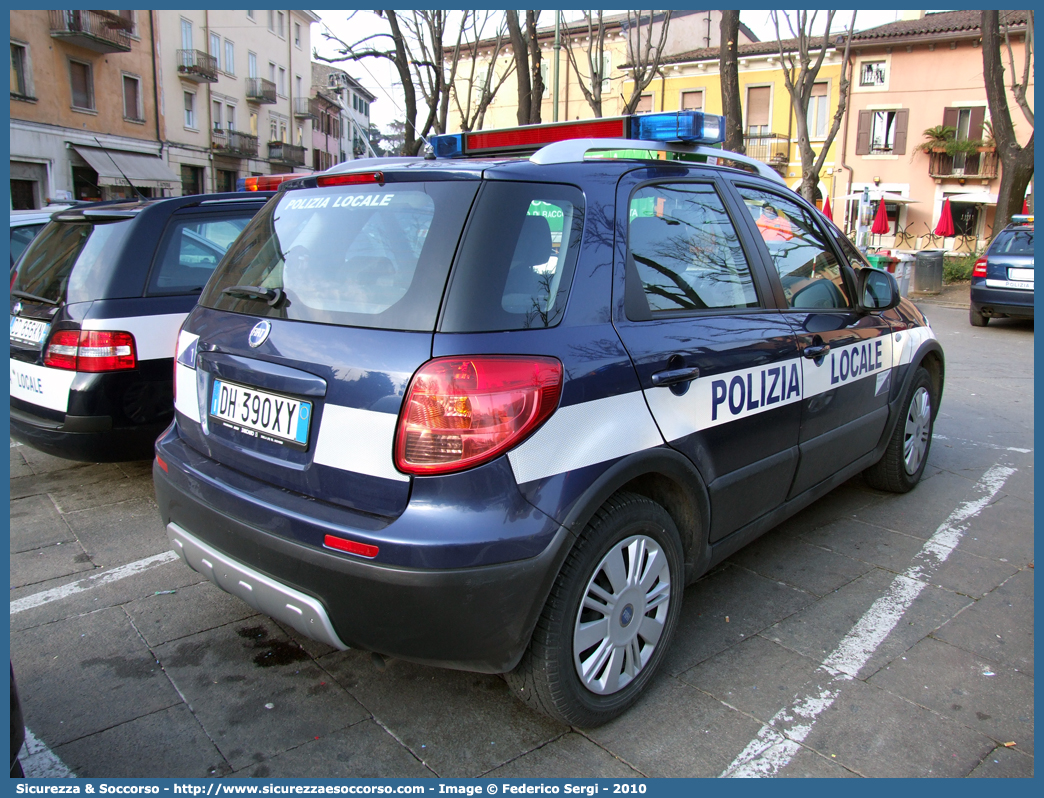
[651,366,700,387]
[803,344,830,359]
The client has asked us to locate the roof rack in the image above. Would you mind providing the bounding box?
[529,138,785,185]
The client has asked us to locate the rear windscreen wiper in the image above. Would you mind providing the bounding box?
[221,285,285,307]
[11,289,59,306]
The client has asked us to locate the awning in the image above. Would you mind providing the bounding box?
[71,146,180,190]
[947,192,998,205]
[838,191,920,205]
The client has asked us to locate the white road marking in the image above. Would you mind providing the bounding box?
[10,551,180,615]
[21,728,76,778]
[932,434,1031,454]
[721,463,1015,778]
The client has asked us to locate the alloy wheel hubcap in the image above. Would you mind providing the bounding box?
[573,534,671,695]
[903,386,931,474]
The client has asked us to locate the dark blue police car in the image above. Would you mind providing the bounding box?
[10,192,272,461]
[154,112,944,726]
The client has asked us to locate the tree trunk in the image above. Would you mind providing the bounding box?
[719,11,744,154]
[385,11,420,156]
[981,10,1034,231]
[506,11,531,125]
[526,11,543,124]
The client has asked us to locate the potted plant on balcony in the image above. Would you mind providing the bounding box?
[977,120,996,152]
[945,138,982,157]
[917,125,957,154]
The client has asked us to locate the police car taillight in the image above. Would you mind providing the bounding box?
[394,356,562,475]
[316,172,384,187]
[972,257,988,277]
[44,330,136,372]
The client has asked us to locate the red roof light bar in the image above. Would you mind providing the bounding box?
[464,118,627,155]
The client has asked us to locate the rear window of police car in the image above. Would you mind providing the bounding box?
[991,229,1033,256]
[200,180,584,333]
[12,218,133,305]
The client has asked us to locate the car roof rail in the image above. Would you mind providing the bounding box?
[529,138,786,185]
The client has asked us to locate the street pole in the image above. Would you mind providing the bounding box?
[553,12,561,122]
[857,186,871,252]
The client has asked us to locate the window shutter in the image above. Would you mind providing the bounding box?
[681,90,703,110]
[810,82,828,97]
[892,109,909,155]
[747,86,771,127]
[942,107,959,130]
[855,110,871,155]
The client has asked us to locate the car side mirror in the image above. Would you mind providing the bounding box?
[856,267,900,313]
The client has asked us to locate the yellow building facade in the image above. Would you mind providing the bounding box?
[624,39,849,206]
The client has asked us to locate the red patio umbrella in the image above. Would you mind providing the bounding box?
[870,199,891,235]
[934,198,955,237]
[822,194,833,222]
[1022,198,1030,215]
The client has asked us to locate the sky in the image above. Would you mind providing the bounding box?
[312,10,930,132]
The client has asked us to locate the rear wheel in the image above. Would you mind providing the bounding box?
[506,492,684,727]
[969,307,989,327]
[865,366,935,493]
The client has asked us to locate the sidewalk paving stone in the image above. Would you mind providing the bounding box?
[483,733,641,778]
[868,636,1034,754]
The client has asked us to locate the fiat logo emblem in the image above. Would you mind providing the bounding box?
[248,320,271,348]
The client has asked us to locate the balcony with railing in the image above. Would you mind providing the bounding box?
[294,97,319,120]
[213,131,259,159]
[928,150,998,180]
[742,134,791,175]
[177,49,218,83]
[246,78,277,104]
[268,142,306,166]
[48,10,132,53]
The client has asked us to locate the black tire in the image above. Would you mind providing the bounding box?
[969,307,989,327]
[506,492,684,727]
[864,366,935,493]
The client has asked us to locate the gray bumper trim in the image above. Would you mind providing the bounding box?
[166,522,349,650]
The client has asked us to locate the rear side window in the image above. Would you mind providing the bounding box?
[992,230,1033,256]
[10,224,45,264]
[12,219,133,304]
[440,181,584,332]
[200,182,478,332]
[148,216,252,295]
[627,183,758,315]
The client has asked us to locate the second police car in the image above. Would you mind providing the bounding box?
[154,112,944,727]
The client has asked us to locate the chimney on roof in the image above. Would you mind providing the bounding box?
[899,11,926,21]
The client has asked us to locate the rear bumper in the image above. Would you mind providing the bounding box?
[153,432,574,673]
[970,283,1034,318]
[10,404,163,462]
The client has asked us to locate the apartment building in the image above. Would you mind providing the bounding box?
[840,10,1033,250]
[10,10,177,207]
[447,11,755,132]
[312,62,376,162]
[155,9,320,194]
[621,36,848,206]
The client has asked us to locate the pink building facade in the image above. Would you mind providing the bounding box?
[838,11,1032,253]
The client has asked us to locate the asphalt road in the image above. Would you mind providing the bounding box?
[9,302,1033,778]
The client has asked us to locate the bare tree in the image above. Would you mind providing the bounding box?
[319,11,476,155]
[983,10,1034,228]
[452,14,516,131]
[719,10,744,154]
[561,11,610,118]
[770,11,857,203]
[505,11,544,125]
[620,11,673,114]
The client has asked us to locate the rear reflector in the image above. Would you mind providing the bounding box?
[316,172,384,187]
[155,455,168,473]
[972,257,988,277]
[44,330,136,372]
[323,534,379,559]
[394,356,562,476]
